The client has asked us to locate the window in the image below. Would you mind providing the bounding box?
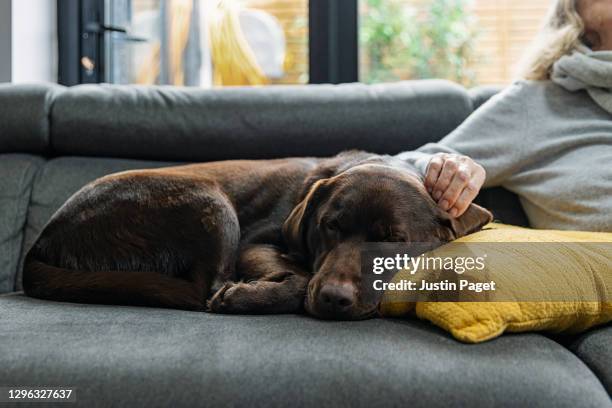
[106,0,309,86]
[59,0,309,86]
[359,0,551,86]
[59,0,552,87]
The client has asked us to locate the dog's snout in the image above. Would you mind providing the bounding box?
[318,283,355,313]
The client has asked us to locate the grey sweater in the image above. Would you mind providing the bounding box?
[397,80,612,232]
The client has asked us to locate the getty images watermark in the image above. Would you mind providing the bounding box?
[359,242,612,304]
[371,252,494,293]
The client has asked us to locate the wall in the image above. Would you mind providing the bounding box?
[0,1,11,82]
[11,0,57,83]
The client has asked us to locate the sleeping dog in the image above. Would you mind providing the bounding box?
[23,151,492,320]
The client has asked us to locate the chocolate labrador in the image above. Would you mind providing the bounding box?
[23,151,492,319]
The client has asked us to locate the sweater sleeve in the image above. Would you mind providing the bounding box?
[396,81,530,188]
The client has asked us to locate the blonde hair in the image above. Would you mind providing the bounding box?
[516,0,586,80]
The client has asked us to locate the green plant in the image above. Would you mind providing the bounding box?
[360,0,479,86]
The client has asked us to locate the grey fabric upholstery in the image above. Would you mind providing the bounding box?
[2,81,608,407]
[0,84,63,154]
[50,81,472,161]
[569,325,612,394]
[0,293,610,408]
[0,154,44,293]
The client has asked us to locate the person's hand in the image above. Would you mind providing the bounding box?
[424,153,486,217]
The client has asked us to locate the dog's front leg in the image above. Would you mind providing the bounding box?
[207,245,309,314]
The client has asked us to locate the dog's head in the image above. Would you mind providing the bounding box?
[282,153,492,320]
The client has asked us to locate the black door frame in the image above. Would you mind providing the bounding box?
[57,0,81,86]
[309,0,358,84]
[57,0,359,86]
[57,0,106,85]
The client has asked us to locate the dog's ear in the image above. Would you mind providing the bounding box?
[284,151,371,258]
[440,203,493,239]
[282,179,328,258]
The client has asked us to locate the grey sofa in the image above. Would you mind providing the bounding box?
[0,81,609,408]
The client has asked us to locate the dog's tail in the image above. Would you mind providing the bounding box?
[22,254,206,311]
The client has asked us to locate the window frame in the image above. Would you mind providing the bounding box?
[309,0,358,84]
[57,0,359,86]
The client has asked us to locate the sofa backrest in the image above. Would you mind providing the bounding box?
[0,80,525,293]
[22,80,473,161]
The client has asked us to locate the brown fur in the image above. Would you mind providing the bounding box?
[22,151,492,319]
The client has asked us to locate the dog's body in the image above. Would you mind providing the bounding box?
[23,151,492,319]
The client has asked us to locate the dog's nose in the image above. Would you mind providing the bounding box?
[318,283,355,314]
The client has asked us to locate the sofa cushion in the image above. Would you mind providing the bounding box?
[569,325,612,394]
[50,80,473,161]
[0,155,44,293]
[15,157,175,290]
[468,85,503,111]
[380,224,612,343]
[0,293,609,408]
[475,187,529,227]
[0,84,64,154]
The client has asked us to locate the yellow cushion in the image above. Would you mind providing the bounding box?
[379,223,612,343]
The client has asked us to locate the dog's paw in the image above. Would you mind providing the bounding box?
[207,282,231,313]
[207,282,248,313]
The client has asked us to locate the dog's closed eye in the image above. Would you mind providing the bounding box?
[322,218,342,232]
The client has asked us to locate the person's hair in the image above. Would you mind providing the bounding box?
[516,0,586,80]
